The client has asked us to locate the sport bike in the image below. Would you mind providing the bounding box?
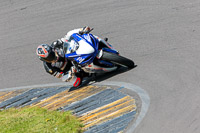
[64,30,135,86]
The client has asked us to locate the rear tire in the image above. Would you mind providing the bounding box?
[101,51,135,68]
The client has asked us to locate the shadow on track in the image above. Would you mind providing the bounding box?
[68,65,137,92]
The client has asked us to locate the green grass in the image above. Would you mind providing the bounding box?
[0,107,83,133]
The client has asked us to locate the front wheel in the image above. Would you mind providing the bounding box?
[101,51,135,68]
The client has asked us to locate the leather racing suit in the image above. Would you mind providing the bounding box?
[43,27,91,87]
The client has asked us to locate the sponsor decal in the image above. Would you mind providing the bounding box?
[76,57,84,63]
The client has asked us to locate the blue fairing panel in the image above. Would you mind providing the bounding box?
[65,33,99,66]
[102,47,119,54]
[72,33,99,49]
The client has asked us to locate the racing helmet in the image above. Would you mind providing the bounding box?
[36,44,57,63]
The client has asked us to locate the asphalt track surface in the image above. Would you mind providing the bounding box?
[0,0,200,133]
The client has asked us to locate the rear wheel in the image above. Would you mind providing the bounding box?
[101,51,135,68]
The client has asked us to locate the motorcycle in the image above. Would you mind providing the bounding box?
[64,29,135,87]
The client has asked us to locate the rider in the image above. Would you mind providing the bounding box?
[36,26,93,87]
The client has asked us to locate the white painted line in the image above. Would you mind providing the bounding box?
[0,82,72,92]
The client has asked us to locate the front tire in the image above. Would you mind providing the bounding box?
[101,51,135,68]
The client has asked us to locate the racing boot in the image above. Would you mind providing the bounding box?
[73,77,82,87]
[73,71,90,87]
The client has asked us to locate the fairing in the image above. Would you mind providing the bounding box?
[65,33,99,66]
[65,33,119,73]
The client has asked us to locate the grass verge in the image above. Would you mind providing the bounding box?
[0,107,83,133]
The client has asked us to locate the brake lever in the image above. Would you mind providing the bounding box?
[89,28,94,32]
